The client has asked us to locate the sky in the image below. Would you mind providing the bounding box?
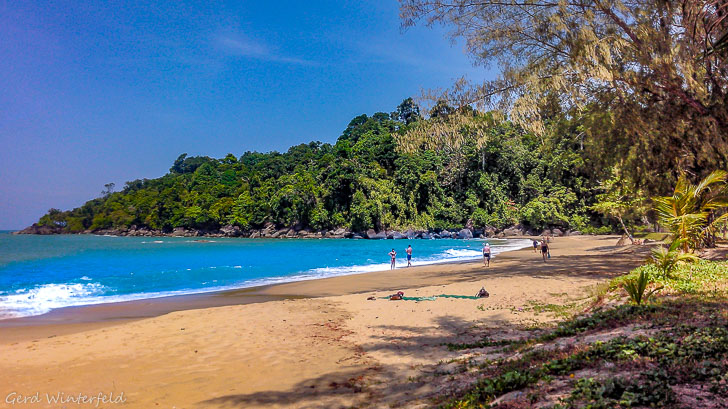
[0,0,493,230]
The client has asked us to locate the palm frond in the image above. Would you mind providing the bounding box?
[695,170,727,195]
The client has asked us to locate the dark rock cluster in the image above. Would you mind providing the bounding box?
[14,222,583,239]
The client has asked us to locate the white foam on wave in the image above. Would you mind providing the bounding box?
[0,283,107,318]
[0,281,253,320]
[0,239,533,320]
[304,238,533,278]
[443,248,483,258]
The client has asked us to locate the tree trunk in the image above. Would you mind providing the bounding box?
[617,215,634,244]
[706,211,716,248]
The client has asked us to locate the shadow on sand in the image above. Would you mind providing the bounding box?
[198,245,649,408]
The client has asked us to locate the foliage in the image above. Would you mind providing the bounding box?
[400,0,728,196]
[650,239,700,278]
[33,100,616,234]
[613,260,728,297]
[443,296,728,408]
[591,168,647,243]
[623,270,663,305]
[653,170,728,251]
[557,375,676,408]
[441,261,728,407]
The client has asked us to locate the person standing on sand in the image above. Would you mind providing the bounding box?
[389,249,397,270]
[482,242,491,267]
[406,245,413,267]
[541,240,549,262]
[533,239,539,253]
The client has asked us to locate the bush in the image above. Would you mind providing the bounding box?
[580,225,614,235]
[650,239,699,278]
[613,260,728,297]
[623,270,663,305]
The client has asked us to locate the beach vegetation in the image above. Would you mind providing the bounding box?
[438,297,728,408]
[622,270,662,306]
[653,170,728,251]
[432,258,727,408]
[590,169,647,244]
[612,260,728,298]
[649,239,700,278]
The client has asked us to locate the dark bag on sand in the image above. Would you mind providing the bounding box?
[389,291,404,300]
[476,287,490,298]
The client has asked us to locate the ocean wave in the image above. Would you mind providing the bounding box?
[0,282,107,318]
[443,248,482,258]
[304,238,533,277]
[0,239,533,319]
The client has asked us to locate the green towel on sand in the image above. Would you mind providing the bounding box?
[402,296,437,301]
[434,294,482,299]
[380,294,482,301]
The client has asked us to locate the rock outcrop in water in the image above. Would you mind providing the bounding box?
[13,224,66,235]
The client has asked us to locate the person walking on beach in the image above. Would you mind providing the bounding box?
[533,239,539,253]
[406,245,413,267]
[389,249,397,270]
[482,242,491,267]
[541,240,549,262]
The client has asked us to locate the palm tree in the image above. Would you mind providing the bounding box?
[653,170,728,251]
[651,239,700,278]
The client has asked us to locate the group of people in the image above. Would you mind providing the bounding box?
[387,243,494,270]
[388,236,552,269]
[388,245,413,269]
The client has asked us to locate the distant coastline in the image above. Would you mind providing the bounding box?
[13,222,580,239]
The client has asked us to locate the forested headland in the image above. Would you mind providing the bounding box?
[23,98,635,238]
[20,0,728,239]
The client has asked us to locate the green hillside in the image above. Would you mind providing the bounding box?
[33,99,622,235]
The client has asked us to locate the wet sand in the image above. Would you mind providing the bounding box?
[0,235,645,408]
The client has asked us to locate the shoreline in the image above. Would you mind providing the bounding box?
[0,237,533,329]
[0,235,648,408]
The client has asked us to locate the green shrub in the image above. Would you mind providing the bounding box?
[623,270,663,305]
[650,239,699,278]
[613,260,728,297]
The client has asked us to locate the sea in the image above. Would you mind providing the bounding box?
[0,231,531,319]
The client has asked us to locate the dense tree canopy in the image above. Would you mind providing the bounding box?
[35,100,626,234]
[400,0,728,195]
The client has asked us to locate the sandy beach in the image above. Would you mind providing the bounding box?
[0,236,646,408]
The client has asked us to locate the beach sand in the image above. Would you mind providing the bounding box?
[0,236,646,408]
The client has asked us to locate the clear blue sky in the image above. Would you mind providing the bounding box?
[0,0,492,230]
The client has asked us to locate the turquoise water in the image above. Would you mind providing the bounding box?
[0,232,530,319]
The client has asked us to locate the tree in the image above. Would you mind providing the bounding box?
[428,99,455,119]
[39,208,67,227]
[400,0,728,192]
[101,183,115,198]
[591,169,647,243]
[392,97,421,125]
